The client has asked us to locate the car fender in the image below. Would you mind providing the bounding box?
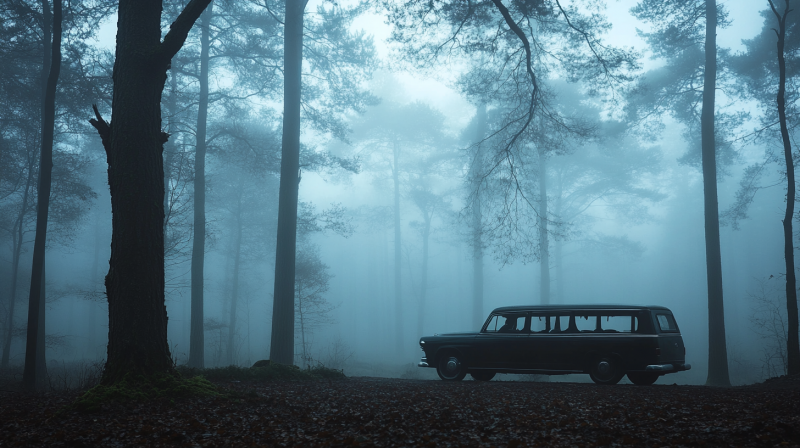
[583,350,624,372]
[433,345,471,364]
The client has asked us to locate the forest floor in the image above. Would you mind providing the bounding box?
[1,374,799,447]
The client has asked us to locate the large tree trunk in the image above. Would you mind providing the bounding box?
[269,0,305,366]
[226,192,243,366]
[392,140,404,354]
[2,156,36,368]
[771,0,800,375]
[537,146,550,305]
[23,0,61,392]
[189,4,213,369]
[701,0,730,386]
[89,0,212,385]
[471,104,486,329]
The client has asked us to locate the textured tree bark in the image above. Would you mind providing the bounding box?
[701,0,730,386]
[269,0,305,365]
[23,0,61,392]
[226,192,242,366]
[189,4,213,369]
[537,145,550,305]
[471,104,486,329]
[392,140,404,354]
[770,0,800,376]
[89,0,212,384]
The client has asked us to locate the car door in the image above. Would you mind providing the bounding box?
[473,314,529,369]
[524,314,551,369]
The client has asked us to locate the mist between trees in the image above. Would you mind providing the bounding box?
[0,0,798,389]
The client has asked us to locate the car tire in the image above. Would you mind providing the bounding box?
[627,372,659,386]
[589,356,624,385]
[470,371,496,381]
[436,352,467,381]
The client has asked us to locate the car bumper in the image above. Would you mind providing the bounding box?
[418,357,430,368]
[645,363,691,372]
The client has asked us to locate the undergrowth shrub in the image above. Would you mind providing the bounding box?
[75,372,217,412]
[177,362,346,382]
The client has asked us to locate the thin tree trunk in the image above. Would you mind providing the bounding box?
[23,0,60,391]
[2,155,36,368]
[471,104,486,328]
[36,263,45,387]
[537,146,550,305]
[164,67,177,251]
[89,0,212,384]
[88,212,101,357]
[701,0,730,386]
[269,0,305,365]
[299,297,306,367]
[554,173,564,303]
[189,3,212,370]
[770,0,800,375]
[392,139,403,354]
[417,211,431,337]
[226,192,242,366]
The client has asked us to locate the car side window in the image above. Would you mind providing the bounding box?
[600,315,638,333]
[498,315,525,333]
[576,315,597,332]
[656,314,678,332]
[483,315,501,332]
[551,315,573,333]
[482,314,529,333]
[531,315,551,333]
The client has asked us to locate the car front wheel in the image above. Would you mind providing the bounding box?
[627,372,659,385]
[470,370,496,381]
[437,352,467,381]
[589,356,624,385]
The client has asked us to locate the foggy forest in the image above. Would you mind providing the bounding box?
[2,0,800,445]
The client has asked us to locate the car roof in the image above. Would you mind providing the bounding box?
[491,304,671,313]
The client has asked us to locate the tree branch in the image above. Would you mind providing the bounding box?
[489,0,538,151]
[88,103,111,155]
[162,0,214,61]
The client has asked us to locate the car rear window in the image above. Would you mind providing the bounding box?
[656,313,679,332]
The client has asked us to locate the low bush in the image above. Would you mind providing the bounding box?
[176,361,346,382]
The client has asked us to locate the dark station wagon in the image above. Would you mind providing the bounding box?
[418,305,691,385]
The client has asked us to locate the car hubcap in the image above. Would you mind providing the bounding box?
[446,357,459,374]
[596,360,615,380]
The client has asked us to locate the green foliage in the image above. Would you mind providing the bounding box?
[74,372,218,412]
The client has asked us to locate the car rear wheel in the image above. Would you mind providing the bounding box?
[627,372,659,385]
[589,356,624,385]
[470,370,496,381]
[437,352,467,381]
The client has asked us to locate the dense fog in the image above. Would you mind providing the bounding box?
[1,0,796,387]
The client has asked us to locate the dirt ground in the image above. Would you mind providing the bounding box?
[2,375,799,447]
